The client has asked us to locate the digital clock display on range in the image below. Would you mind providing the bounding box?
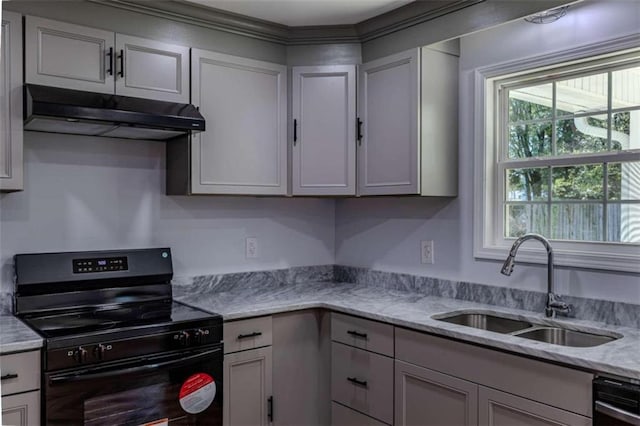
[72,256,128,274]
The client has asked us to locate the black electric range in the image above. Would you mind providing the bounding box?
[14,248,223,426]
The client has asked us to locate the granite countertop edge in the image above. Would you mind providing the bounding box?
[175,281,640,381]
[0,315,43,355]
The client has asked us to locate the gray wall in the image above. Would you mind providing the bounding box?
[0,133,335,290]
[0,1,337,293]
[335,0,640,304]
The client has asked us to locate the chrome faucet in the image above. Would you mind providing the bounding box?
[500,233,571,318]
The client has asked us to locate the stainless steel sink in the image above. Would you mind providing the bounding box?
[514,327,617,347]
[436,313,533,334]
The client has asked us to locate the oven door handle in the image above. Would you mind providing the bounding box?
[596,401,640,426]
[49,347,221,385]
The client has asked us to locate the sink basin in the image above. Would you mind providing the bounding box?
[436,313,533,334]
[514,327,617,347]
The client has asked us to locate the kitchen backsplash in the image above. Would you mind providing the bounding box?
[3,264,637,328]
[333,266,640,328]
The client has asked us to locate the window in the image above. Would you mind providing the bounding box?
[475,42,640,272]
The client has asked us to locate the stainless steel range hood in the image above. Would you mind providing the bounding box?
[24,84,205,140]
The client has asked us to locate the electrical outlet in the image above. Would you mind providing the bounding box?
[421,240,434,264]
[246,237,259,259]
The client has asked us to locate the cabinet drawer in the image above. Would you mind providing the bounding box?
[0,351,40,396]
[224,316,272,354]
[331,342,393,424]
[395,327,593,417]
[332,402,389,426]
[331,313,393,356]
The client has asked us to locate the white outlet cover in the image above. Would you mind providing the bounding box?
[246,237,259,259]
[421,240,434,264]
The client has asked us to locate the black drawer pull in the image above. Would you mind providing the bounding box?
[237,332,262,340]
[1,373,18,381]
[347,377,368,387]
[347,330,368,339]
[267,396,274,422]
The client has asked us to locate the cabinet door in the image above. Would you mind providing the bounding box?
[479,386,591,426]
[292,65,356,196]
[1,391,40,426]
[358,49,420,196]
[273,310,332,426]
[191,49,287,195]
[395,360,478,426]
[25,16,114,93]
[224,346,273,426]
[1,11,23,192]
[115,34,190,103]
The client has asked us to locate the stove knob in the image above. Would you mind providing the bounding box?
[176,331,191,347]
[193,329,206,345]
[94,344,107,360]
[74,347,88,364]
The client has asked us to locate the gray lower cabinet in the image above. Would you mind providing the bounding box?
[332,402,388,426]
[1,391,40,426]
[479,386,591,426]
[224,346,273,426]
[395,360,478,426]
[1,350,41,426]
[272,310,331,426]
[1,10,23,192]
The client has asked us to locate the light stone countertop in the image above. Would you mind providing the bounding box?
[0,315,42,354]
[175,280,640,380]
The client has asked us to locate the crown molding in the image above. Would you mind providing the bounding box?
[356,0,484,42]
[89,0,486,45]
[89,0,291,43]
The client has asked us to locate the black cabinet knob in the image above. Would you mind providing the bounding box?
[94,344,107,360]
[193,329,206,345]
[176,331,191,347]
[74,347,88,364]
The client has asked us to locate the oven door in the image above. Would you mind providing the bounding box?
[45,345,223,426]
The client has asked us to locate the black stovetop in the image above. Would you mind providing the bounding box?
[21,300,219,339]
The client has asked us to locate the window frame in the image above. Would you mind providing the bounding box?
[473,34,640,273]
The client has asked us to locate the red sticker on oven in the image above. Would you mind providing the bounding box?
[179,373,216,414]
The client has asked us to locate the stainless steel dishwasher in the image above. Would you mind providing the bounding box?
[593,377,640,425]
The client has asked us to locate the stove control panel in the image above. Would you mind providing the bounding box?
[72,256,128,274]
[47,324,221,371]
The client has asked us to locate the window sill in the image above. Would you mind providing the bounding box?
[474,242,640,273]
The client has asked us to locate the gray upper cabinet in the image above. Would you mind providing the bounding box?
[291,65,356,196]
[25,16,114,94]
[357,45,458,197]
[190,49,287,195]
[25,16,189,102]
[1,10,23,192]
[358,48,420,196]
[115,34,189,103]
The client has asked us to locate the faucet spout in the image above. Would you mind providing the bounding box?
[500,233,571,318]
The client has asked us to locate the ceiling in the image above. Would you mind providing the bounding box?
[181,0,415,26]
